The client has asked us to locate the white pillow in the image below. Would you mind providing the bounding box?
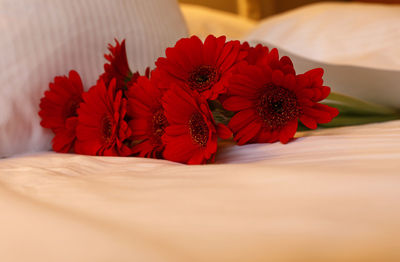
[0,0,187,157]
[246,2,400,71]
[245,2,400,109]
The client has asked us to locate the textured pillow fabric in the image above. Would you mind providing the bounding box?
[0,0,187,157]
[246,2,400,71]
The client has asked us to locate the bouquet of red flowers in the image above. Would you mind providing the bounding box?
[39,35,340,164]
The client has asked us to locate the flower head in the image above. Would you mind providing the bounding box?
[162,85,218,164]
[154,35,246,100]
[296,68,340,129]
[39,70,84,152]
[224,57,338,144]
[100,39,150,92]
[126,76,168,158]
[241,42,269,65]
[241,42,295,74]
[75,79,132,156]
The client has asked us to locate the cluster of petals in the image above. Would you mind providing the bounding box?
[224,42,339,144]
[153,35,247,100]
[39,70,83,153]
[39,35,338,164]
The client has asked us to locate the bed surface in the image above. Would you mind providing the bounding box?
[1,120,399,262]
[1,2,400,261]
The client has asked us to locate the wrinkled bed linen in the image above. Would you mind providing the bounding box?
[0,121,399,262]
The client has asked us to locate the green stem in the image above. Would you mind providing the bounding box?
[321,92,400,127]
[325,92,398,115]
[320,115,400,128]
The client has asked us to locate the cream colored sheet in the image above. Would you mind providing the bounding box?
[1,121,399,262]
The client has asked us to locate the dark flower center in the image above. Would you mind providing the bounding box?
[152,109,168,143]
[189,112,209,147]
[257,85,301,128]
[101,114,114,143]
[63,98,81,119]
[187,65,218,92]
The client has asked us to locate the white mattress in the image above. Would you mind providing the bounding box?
[1,120,399,262]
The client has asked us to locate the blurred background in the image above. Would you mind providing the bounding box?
[178,0,400,19]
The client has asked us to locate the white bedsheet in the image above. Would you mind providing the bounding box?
[1,3,400,261]
[1,120,399,262]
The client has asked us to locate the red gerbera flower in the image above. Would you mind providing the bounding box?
[162,85,219,164]
[241,42,295,75]
[39,70,84,152]
[51,118,80,153]
[296,68,340,129]
[153,35,246,100]
[100,39,150,91]
[241,42,269,65]
[75,79,132,156]
[223,62,339,145]
[126,76,168,158]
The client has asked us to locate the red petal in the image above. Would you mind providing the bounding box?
[279,120,298,144]
[234,121,262,145]
[217,124,232,139]
[300,115,317,129]
[228,109,258,132]
[272,70,284,86]
[223,96,255,111]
